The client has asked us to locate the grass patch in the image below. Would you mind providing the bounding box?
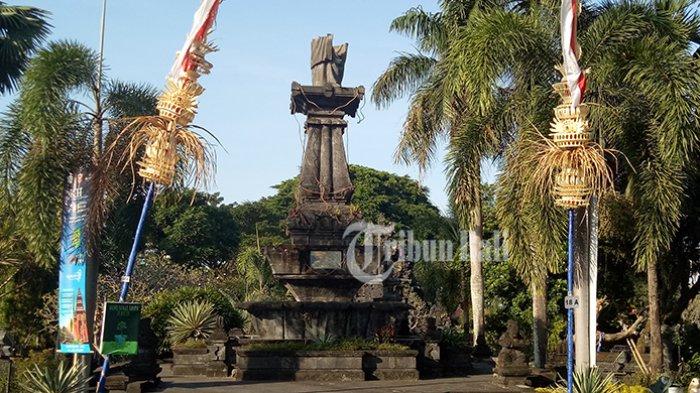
[173,338,207,349]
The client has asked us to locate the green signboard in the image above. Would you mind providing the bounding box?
[100,302,141,355]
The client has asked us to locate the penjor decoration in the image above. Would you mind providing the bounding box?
[98,1,222,391]
[117,0,220,189]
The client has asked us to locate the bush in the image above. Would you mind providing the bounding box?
[167,300,218,344]
[670,352,700,387]
[0,350,58,393]
[21,361,88,393]
[618,384,651,393]
[441,327,470,350]
[143,286,243,352]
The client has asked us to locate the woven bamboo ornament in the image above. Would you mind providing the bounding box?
[133,1,221,187]
[551,71,594,208]
[550,79,591,149]
[554,167,592,208]
[137,127,178,186]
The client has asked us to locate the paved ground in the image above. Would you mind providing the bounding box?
[154,375,529,393]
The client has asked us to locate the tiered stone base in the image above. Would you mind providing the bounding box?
[172,347,228,377]
[494,365,531,386]
[235,349,418,381]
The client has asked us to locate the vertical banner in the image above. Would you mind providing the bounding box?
[57,169,93,354]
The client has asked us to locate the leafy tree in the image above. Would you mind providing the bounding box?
[228,178,296,248]
[229,165,448,248]
[147,190,238,268]
[0,2,50,94]
[350,165,449,239]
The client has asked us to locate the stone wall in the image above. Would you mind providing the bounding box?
[235,349,418,381]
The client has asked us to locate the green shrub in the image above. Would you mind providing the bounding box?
[618,384,651,393]
[167,300,217,344]
[0,350,59,393]
[143,286,243,352]
[441,327,470,349]
[670,352,700,387]
[21,361,88,393]
[174,338,208,349]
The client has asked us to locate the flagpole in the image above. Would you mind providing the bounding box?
[83,2,108,393]
[567,209,575,393]
[97,183,155,392]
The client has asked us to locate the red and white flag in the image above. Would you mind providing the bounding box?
[169,0,221,81]
[560,0,586,108]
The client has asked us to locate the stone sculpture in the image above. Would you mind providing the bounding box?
[494,320,530,385]
[311,34,347,86]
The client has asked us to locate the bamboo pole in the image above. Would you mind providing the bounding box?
[96,183,155,392]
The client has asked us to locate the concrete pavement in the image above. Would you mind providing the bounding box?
[154,375,529,392]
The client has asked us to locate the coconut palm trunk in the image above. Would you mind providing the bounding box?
[647,257,663,371]
[532,277,548,369]
[469,194,485,348]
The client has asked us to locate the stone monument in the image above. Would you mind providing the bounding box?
[240,34,409,342]
[494,320,531,386]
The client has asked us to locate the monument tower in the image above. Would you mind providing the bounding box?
[268,34,367,301]
[241,34,408,338]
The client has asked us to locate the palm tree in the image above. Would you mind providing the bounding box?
[449,0,700,371]
[0,40,157,346]
[0,2,50,94]
[585,3,699,369]
[372,0,496,349]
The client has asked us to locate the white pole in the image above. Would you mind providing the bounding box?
[97,0,107,92]
[588,197,599,366]
[574,208,591,369]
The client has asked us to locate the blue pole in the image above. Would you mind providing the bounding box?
[567,209,575,393]
[97,182,155,392]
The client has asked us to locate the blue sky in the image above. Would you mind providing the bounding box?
[17,0,498,211]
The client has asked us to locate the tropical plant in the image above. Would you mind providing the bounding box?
[0,40,157,345]
[235,246,278,302]
[372,0,500,350]
[0,40,157,264]
[444,0,700,371]
[21,361,88,393]
[144,286,242,351]
[535,368,620,393]
[167,300,218,344]
[0,2,50,94]
[572,367,620,393]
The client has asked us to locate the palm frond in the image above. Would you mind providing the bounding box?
[389,7,446,53]
[0,104,29,199]
[104,80,158,120]
[394,76,447,169]
[13,41,97,267]
[0,2,51,94]
[371,53,436,109]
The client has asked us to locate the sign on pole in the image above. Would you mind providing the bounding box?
[99,302,141,356]
[564,295,580,309]
[57,170,92,354]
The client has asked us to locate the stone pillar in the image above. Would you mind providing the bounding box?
[288,82,364,248]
